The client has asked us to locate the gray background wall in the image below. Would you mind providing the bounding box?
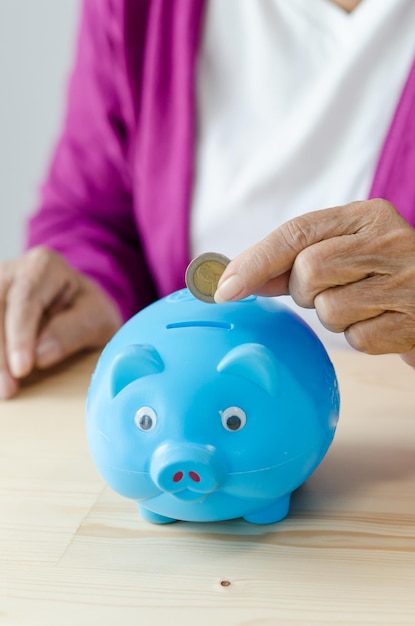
[0,0,78,261]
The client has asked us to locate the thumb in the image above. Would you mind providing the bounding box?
[214,201,370,303]
[35,295,120,369]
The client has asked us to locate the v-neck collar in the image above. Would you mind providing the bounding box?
[318,0,371,18]
[323,0,364,16]
[289,0,363,36]
[289,0,398,47]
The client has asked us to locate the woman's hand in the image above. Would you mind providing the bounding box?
[214,199,415,367]
[0,247,122,399]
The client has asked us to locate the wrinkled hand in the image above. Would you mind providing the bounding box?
[0,247,122,399]
[214,199,415,368]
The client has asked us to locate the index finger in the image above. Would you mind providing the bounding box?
[5,249,79,377]
[0,292,18,399]
[214,201,373,303]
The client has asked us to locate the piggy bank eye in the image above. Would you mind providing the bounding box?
[134,406,157,431]
[221,406,247,432]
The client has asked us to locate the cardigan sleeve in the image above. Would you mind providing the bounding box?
[25,0,157,321]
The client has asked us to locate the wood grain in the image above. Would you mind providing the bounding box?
[1,350,414,625]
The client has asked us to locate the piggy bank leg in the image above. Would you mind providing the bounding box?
[138,504,177,525]
[243,494,291,524]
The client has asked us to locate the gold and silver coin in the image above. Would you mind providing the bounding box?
[185,252,230,303]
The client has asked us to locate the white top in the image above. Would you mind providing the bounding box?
[190,0,415,350]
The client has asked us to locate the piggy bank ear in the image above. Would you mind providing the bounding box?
[110,344,164,397]
[217,343,278,395]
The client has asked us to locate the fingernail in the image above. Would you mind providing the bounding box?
[214,274,244,304]
[9,350,32,378]
[36,338,61,367]
[0,371,17,400]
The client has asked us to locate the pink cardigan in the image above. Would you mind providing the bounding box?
[26,0,415,321]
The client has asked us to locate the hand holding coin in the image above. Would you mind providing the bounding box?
[185,252,230,303]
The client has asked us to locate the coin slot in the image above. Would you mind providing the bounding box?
[166,321,233,330]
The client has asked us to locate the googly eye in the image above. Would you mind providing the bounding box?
[221,406,247,432]
[134,406,157,432]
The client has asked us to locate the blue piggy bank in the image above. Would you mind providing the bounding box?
[86,289,339,525]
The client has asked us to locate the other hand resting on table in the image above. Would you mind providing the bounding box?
[0,248,121,399]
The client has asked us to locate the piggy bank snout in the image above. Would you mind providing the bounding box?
[150,443,226,497]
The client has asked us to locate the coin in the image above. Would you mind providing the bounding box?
[185,252,231,303]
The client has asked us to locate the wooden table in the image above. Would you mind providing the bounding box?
[1,350,414,626]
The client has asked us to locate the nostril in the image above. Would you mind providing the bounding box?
[173,471,183,483]
[189,471,201,483]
